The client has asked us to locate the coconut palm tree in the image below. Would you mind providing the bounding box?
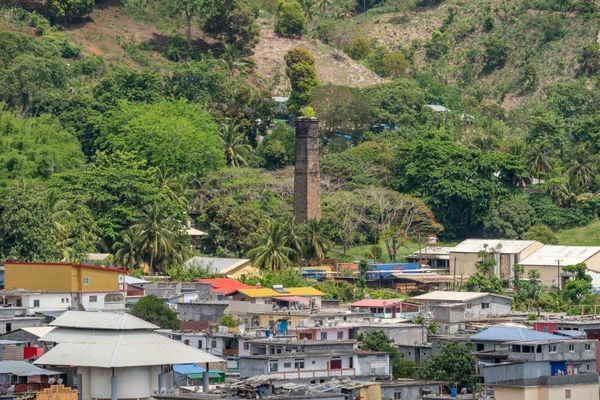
[301,219,331,266]
[134,204,187,274]
[317,0,331,13]
[566,148,597,192]
[526,143,555,179]
[156,167,188,210]
[247,220,297,271]
[112,227,143,269]
[219,122,252,167]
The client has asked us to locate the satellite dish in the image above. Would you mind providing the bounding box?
[48,378,56,385]
[57,378,63,384]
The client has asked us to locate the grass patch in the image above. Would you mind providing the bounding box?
[556,220,600,246]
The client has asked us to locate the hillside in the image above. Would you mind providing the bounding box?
[327,0,600,109]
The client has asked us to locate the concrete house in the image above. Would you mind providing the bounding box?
[3,262,128,312]
[483,338,599,400]
[348,299,420,319]
[449,239,543,280]
[411,291,512,334]
[185,257,258,279]
[519,245,600,288]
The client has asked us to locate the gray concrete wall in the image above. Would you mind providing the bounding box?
[483,361,550,384]
[176,302,228,323]
[354,325,425,346]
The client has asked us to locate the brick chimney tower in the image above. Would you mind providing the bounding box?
[293,117,321,223]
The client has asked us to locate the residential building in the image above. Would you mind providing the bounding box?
[177,301,230,323]
[144,281,212,302]
[230,287,324,308]
[239,350,389,380]
[379,380,445,400]
[483,338,599,400]
[449,239,543,280]
[198,278,255,298]
[0,360,61,394]
[186,257,258,279]
[519,245,600,288]
[396,344,432,366]
[348,299,420,319]
[3,262,127,312]
[411,291,512,334]
[34,311,224,399]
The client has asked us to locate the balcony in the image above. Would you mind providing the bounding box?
[270,368,356,379]
[103,301,126,310]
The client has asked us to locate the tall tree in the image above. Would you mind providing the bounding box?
[464,247,504,294]
[247,220,296,271]
[112,228,143,269]
[169,0,204,48]
[134,204,189,274]
[417,342,476,389]
[301,219,331,265]
[131,295,181,329]
[284,47,319,113]
[219,122,252,167]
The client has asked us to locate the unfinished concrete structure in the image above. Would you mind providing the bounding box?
[293,117,321,223]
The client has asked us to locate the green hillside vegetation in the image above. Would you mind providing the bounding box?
[0,0,598,287]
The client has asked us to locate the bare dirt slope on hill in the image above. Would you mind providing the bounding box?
[253,18,384,94]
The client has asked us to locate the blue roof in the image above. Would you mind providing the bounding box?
[470,326,564,342]
[173,364,206,375]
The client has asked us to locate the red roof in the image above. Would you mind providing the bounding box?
[199,278,253,295]
[349,299,406,308]
[4,261,128,274]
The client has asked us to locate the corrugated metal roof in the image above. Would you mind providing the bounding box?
[390,273,453,284]
[0,361,60,376]
[35,328,224,368]
[470,326,563,342]
[185,257,250,274]
[409,246,453,257]
[236,287,323,298]
[349,299,404,308]
[411,291,509,302]
[451,239,539,254]
[520,245,600,267]
[21,326,55,338]
[50,311,158,330]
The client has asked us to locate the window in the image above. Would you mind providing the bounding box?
[543,326,549,333]
[33,299,40,307]
[481,303,490,309]
[569,344,575,352]
[466,304,472,309]
[394,393,402,400]
[283,362,292,368]
[183,339,190,345]
[88,295,97,303]
[61,298,65,303]
[269,362,278,372]
[211,340,217,349]
[565,389,571,399]
[276,348,282,354]
[198,341,203,349]
[65,297,69,303]
[585,343,592,351]
[337,331,344,340]
[294,359,305,369]
[476,343,484,352]
[321,332,328,340]
[83,276,90,285]
[549,344,557,353]
[5,323,11,332]
[512,345,521,353]
[243,342,249,350]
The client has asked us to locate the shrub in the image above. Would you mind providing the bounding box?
[316,20,334,43]
[578,44,600,76]
[538,14,566,43]
[275,0,306,38]
[482,36,509,71]
[425,29,449,59]
[45,0,95,24]
[482,14,494,32]
[344,34,372,60]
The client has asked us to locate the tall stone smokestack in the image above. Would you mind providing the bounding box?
[293,117,321,223]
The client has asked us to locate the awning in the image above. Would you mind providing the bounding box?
[173,364,206,375]
[273,296,310,303]
[0,361,61,377]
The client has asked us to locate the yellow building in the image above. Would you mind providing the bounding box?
[493,378,599,400]
[4,262,127,293]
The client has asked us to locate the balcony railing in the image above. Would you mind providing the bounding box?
[104,301,126,310]
[269,368,356,379]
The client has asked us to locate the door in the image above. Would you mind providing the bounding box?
[330,359,342,369]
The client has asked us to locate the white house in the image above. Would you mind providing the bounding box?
[34,311,224,400]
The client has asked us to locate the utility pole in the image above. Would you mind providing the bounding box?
[557,259,561,290]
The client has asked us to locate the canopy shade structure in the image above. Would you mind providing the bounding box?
[49,311,158,330]
[36,328,224,368]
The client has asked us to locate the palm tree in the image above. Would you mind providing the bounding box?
[134,204,187,274]
[247,220,297,271]
[156,167,188,210]
[301,0,316,21]
[221,43,251,76]
[526,143,555,179]
[112,227,143,269]
[219,122,252,167]
[301,219,331,266]
[47,191,73,261]
[566,148,597,192]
